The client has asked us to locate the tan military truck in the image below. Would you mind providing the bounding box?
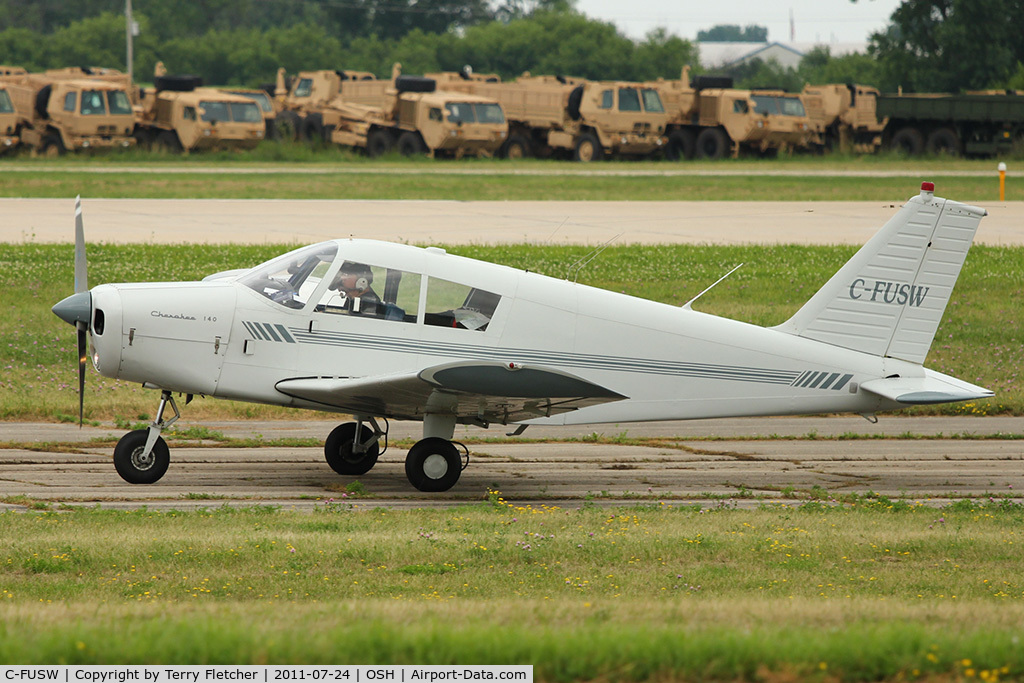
[801,83,885,153]
[223,87,279,139]
[427,68,668,161]
[323,75,507,158]
[135,75,265,152]
[649,68,813,160]
[1,73,136,154]
[0,83,19,153]
[274,67,388,142]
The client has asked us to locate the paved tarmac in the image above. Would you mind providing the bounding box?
[2,417,1020,511]
[4,197,1023,245]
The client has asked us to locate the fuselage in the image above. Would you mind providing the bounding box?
[86,238,919,425]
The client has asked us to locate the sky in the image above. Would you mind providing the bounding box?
[572,0,905,45]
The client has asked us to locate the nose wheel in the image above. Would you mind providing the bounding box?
[324,419,384,475]
[112,390,182,484]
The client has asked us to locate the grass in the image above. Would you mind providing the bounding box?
[0,148,1021,201]
[0,499,1023,679]
[1,241,1020,421]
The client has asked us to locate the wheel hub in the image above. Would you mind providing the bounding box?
[422,453,449,479]
[131,447,155,471]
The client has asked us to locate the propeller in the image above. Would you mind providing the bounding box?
[51,195,91,427]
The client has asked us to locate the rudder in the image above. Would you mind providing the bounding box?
[774,183,986,365]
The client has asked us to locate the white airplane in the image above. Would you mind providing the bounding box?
[52,183,993,492]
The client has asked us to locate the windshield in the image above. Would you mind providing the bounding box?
[229,101,262,122]
[0,89,12,113]
[641,88,664,113]
[234,91,272,112]
[80,90,107,115]
[752,95,807,117]
[107,90,132,115]
[445,102,505,124]
[241,242,339,309]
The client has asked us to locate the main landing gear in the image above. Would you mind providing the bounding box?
[324,413,468,492]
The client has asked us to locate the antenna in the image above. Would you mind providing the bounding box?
[682,263,743,310]
[566,233,620,283]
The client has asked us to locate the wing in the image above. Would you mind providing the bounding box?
[275,360,626,424]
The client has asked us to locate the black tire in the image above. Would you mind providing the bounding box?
[324,422,379,476]
[926,127,960,156]
[890,127,924,156]
[154,75,203,92]
[397,131,426,156]
[405,437,461,492]
[502,133,531,159]
[113,430,170,484]
[133,128,154,150]
[566,85,584,121]
[574,132,603,162]
[395,75,435,94]
[695,127,729,160]
[303,116,325,147]
[40,134,66,157]
[275,110,302,142]
[366,128,393,157]
[665,129,695,161]
[155,130,183,154]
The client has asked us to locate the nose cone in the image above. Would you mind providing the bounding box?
[52,291,92,327]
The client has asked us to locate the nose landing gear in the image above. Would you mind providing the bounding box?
[113,390,181,484]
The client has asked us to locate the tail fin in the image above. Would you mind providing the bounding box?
[774,183,986,365]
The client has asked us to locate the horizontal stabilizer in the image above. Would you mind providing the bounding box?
[774,185,986,365]
[859,372,993,406]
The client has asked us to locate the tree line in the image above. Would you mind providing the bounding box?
[0,0,1021,93]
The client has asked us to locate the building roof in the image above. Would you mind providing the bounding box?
[697,41,869,70]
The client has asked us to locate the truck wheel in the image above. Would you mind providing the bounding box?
[40,134,66,157]
[275,111,302,142]
[367,129,393,157]
[926,128,960,156]
[665,130,695,161]
[574,133,603,162]
[397,131,426,156]
[155,130,183,154]
[304,118,325,147]
[890,127,924,156]
[695,128,729,160]
[503,134,531,159]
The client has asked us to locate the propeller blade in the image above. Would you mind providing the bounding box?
[77,322,87,427]
[74,195,88,294]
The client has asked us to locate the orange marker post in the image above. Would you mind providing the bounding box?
[998,162,1007,201]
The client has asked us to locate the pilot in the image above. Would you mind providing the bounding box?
[329,262,380,315]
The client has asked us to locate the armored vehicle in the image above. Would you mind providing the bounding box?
[801,83,885,153]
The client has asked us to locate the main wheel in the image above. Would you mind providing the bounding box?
[113,430,170,484]
[574,132,603,162]
[405,437,461,492]
[155,130,183,154]
[275,111,302,142]
[324,422,379,476]
[40,134,66,157]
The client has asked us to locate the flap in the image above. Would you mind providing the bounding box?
[275,360,626,424]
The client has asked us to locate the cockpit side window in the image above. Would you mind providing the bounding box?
[424,277,499,331]
[315,262,420,323]
[240,243,338,309]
